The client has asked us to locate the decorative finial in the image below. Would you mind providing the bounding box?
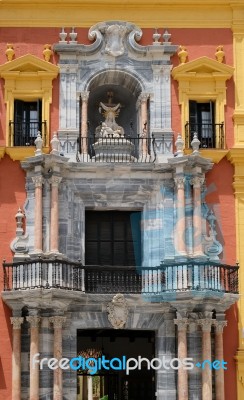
[152,28,161,45]
[43,44,52,62]
[69,27,77,43]
[59,27,67,43]
[215,45,225,63]
[50,132,60,155]
[178,46,188,64]
[34,132,43,156]
[5,44,15,62]
[162,29,171,44]
[15,208,24,237]
[191,132,200,155]
[175,134,184,157]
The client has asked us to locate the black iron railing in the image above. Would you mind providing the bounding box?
[185,122,225,149]
[76,136,156,163]
[9,121,47,146]
[3,259,239,295]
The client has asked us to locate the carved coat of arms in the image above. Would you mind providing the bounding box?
[107,294,129,329]
[104,24,127,57]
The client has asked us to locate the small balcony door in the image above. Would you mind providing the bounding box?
[13,99,42,145]
[189,100,215,148]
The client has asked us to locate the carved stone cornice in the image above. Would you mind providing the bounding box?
[190,176,205,188]
[32,176,44,187]
[198,319,214,332]
[49,316,66,329]
[49,176,62,187]
[174,176,185,189]
[10,317,24,329]
[214,320,227,333]
[174,318,188,331]
[26,316,41,328]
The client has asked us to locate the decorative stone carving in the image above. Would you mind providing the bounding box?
[215,45,225,63]
[174,318,188,331]
[191,132,200,154]
[59,27,67,43]
[43,44,52,62]
[50,132,60,155]
[190,176,205,188]
[5,43,15,62]
[152,29,161,45]
[214,320,227,333]
[49,175,62,187]
[69,27,77,43]
[104,24,127,56]
[26,316,41,328]
[10,317,24,329]
[174,176,185,189]
[49,316,66,329]
[178,45,188,64]
[10,208,29,259]
[32,176,44,187]
[175,133,184,156]
[203,209,223,260]
[107,294,129,329]
[198,319,214,332]
[34,132,43,156]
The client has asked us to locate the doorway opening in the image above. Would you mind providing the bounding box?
[77,329,155,400]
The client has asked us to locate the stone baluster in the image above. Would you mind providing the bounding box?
[49,176,62,253]
[49,316,66,400]
[191,176,205,257]
[10,317,24,400]
[26,316,41,400]
[174,176,187,257]
[140,93,149,156]
[198,318,214,400]
[80,91,90,154]
[214,320,227,400]
[174,316,189,400]
[32,176,44,253]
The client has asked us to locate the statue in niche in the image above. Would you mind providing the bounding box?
[95,91,125,139]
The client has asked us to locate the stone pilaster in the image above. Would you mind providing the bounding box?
[174,176,187,257]
[174,317,189,400]
[214,320,227,400]
[32,176,44,253]
[49,176,62,253]
[26,316,41,400]
[49,316,66,400]
[191,176,205,257]
[10,317,24,400]
[198,318,214,400]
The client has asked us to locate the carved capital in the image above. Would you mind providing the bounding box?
[190,176,205,189]
[11,317,24,329]
[174,176,185,189]
[139,93,149,104]
[49,316,66,329]
[32,176,44,187]
[49,176,62,187]
[214,320,227,333]
[198,319,214,332]
[174,318,188,331]
[26,316,41,328]
[80,91,90,102]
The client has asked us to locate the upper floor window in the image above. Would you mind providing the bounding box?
[11,100,46,146]
[185,100,224,149]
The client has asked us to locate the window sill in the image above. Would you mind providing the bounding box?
[5,146,49,161]
[184,149,228,164]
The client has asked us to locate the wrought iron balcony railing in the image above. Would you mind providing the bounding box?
[185,122,225,149]
[9,121,47,146]
[2,259,239,295]
[76,136,156,163]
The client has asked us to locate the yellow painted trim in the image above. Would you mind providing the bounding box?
[172,57,234,149]
[0,54,59,148]
[184,149,228,163]
[0,146,5,159]
[5,146,49,161]
[0,1,242,28]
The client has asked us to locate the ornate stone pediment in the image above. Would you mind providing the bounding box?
[107,294,129,329]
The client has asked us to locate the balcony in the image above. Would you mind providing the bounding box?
[2,259,239,295]
[9,121,47,146]
[76,136,156,163]
[185,122,225,149]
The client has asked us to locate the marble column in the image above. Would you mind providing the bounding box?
[49,176,62,253]
[32,176,44,253]
[49,316,66,400]
[80,91,89,154]
[215,320,227,400]
[199,318,214,400]
[174,317,189,400]
[10,317,24,400]
[140,93,149,155]
[174,177,187,256]
[26,316,41,400]
[191,176,205,257]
